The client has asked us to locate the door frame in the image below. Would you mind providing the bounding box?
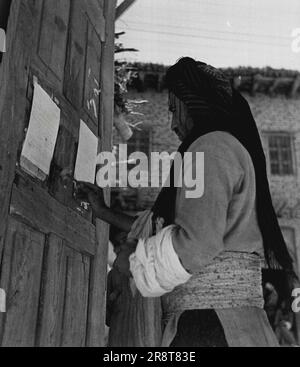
[87,0,117,347]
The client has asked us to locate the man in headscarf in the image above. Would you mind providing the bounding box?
[78,57,296,347]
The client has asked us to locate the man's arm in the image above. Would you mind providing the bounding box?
[95,206,135,233]
[76,182,135,233]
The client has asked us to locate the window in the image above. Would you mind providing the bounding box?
[267,133,294,175]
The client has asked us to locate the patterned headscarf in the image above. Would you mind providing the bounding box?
[166,58,233,125]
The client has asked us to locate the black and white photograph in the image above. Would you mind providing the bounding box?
[0,0,300,353]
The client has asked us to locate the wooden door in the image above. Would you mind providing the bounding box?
[0,0,116,347]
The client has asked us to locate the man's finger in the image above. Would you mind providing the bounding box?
[77,181,98,189]
[77,182,99,194]
[76,185,91,194]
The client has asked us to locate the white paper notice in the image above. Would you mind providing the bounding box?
[74,120,99,183]
[21,82,60,180]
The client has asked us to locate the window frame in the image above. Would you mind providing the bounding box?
[263,131,296,177]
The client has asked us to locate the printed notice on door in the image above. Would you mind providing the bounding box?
[20,81,60,180]
[74,120,98,184]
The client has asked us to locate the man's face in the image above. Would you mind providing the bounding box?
[169,93,193,141]
[171,110,185,141]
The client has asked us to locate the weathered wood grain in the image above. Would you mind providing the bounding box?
[37,235,91,347]
[36,235,67,347]
[0,0,30,268]
[0,0,116,347]
[48,116,92,222]
[0,218,45,347]
[86,0,117,347]
[26,70,99,138]
[64,0,87,110]
[60,248,91,347]
[84,0,106,42]
[84,20,102,124]
[10,177,96,256]
[38,0,71,80]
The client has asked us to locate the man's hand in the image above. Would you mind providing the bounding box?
[75,182,107,216]
[74,181,136,233]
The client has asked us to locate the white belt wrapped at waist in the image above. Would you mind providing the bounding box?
[162,252,264,319]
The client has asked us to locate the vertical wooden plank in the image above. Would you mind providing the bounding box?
[99,0,116,150]
[84,0,106,42]
[0,219,45,347]
[86,0,117,347]
[38,0,71,80]
[48,120,78,208]
[84,20,102,124]
[37,234,67,347]
[37,236,91,347]
[0,0,31,273]
[98,0,105,11]
[0,1,43,346]
[64,0,87,109]
[61,249,90,347]
[0,225,7,340]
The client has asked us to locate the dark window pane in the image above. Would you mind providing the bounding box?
[270,150,279,162]
[271,163,280,175]
[269,136,278,148]
[127,130,151,157]
[268,133,294,176]
[282,164,292,175]
[281,150,290,162]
